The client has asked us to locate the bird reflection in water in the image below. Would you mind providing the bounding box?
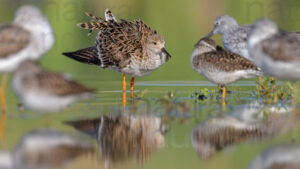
[0,129,93,169]
[66,114,166,167]
[248,144,300,169]
[191,102,295,159]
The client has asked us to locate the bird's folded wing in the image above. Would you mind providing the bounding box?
[35,71,93,96]
[96,19,144,68]
[0,24,31,58]
[201,51,259,72]
[262,33,300,62]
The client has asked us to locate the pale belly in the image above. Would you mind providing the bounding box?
[201,69,260,85]
[110,55,167,77]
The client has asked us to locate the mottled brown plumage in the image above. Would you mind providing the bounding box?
[78,17,157,68]
[191,38,262,87]
[248,19,300,80]
[63,9,170,77]
[16,61,93,97]
[96,19,146,68]
[195,48,259,72]
[0,24,30,59]
[192,126,263,159]
[12,60,94,113]
[193,38,259,72]
[66,115,165,162]
[262,33,300,62]
[33,71,93,97]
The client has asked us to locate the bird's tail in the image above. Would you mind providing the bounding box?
[77,12,109,35]
[62,47,100,66]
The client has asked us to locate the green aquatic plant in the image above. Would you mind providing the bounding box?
[191,88,209,102]
[257,77,292,105]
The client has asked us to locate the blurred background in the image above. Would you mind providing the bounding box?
[0,0,300,169]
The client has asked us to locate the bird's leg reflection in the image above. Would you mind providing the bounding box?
[122,73,126,109]
[0,109,6,148]
[258,76,262,91]
[222,85,226,104]
[291,81,299,142]
[130,77,135,98]
[221,85,227,112]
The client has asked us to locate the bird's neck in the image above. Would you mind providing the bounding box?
[22,22,54,56]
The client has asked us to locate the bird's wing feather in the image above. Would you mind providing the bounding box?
[78,12,156,69]
[35,71,93,97]
[262,33,300,62]
[0,24,31,59]
[96,19,145,68]
[197,51,259,72]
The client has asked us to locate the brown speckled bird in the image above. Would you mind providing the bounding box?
[63,9,171,107]
[66,114,166,166]
[12,60,94,113]
[191,38,262,103]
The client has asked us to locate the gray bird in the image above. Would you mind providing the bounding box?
[247,19,300,80]
[205,15,252,61]
[248,145,300,169]
[191,38,262,103]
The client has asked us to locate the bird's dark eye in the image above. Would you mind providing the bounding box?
[153,42,157,45]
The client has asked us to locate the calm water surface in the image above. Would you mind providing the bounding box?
[0,78,298,169]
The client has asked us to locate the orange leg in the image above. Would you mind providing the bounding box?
[0,74,7,114]
[0,74,7,148]
[122,74,126,108]
[258,76,262,91]
[222,85,226,105]
[222,85,226,112]
[130,77,135,98]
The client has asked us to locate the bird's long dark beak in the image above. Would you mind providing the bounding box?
[162,48,171,60]
[205,30,214,38]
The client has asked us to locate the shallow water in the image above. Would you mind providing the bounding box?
[0,79,299,169]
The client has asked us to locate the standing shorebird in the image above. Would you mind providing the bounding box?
[204,15,271,91]
[0,5,54,114]
[62,9,171,107]
[205,15,252,60]
[247,19,300,112]
[12,60,94,114]
[191,38,262,104]
[248,19,300,75]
